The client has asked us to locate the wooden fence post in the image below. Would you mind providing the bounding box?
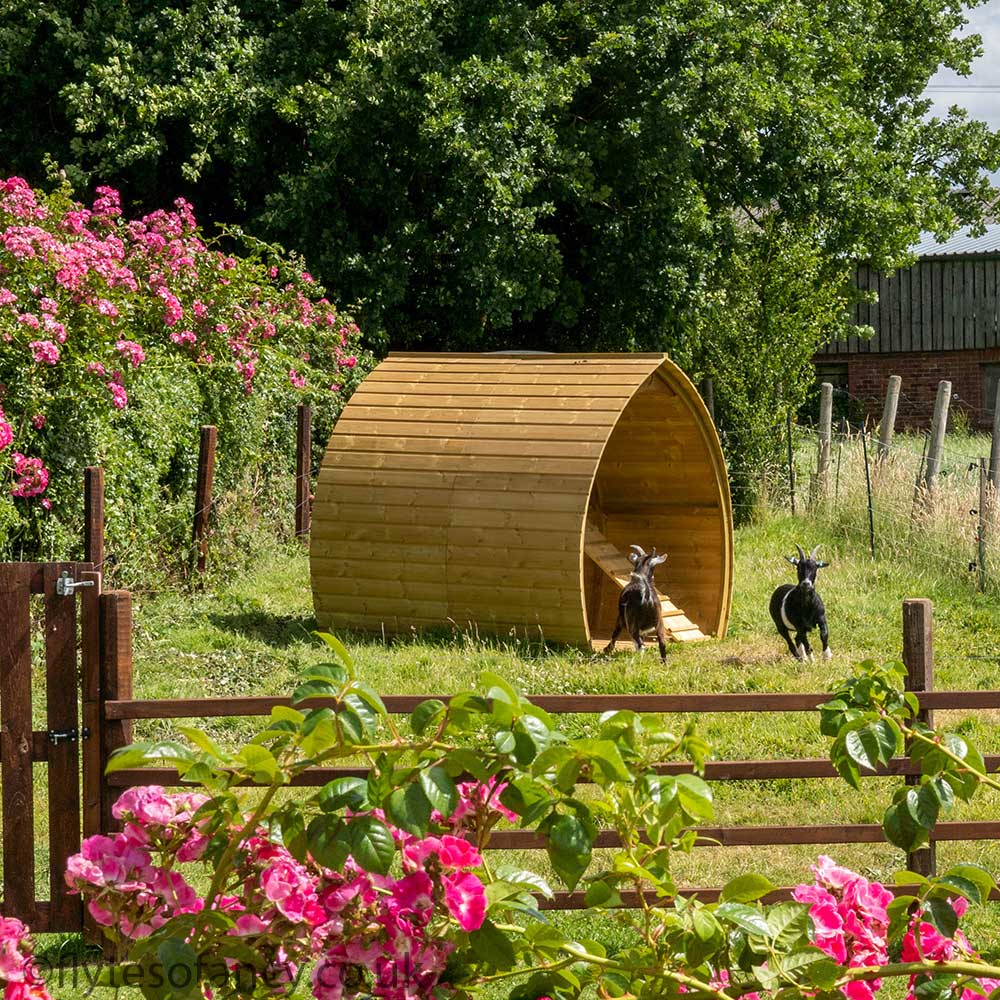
[295,404,312,541]
[787,411,796,516]
[903,598,935,876]
[700,377,716,426]
[877,375,901,461]
[193,425,217,575]
[84,466,105,569]
[99,590,133,834]
[924,381,951,496]
[977,457,987,592]
[990,380,1000,499]
[816,382,833,501]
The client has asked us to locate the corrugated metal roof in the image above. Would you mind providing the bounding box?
[912,223,1000,256]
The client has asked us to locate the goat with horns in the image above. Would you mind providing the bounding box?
[769,543,831,663]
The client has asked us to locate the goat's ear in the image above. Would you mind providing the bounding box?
[785,556,799,566]
[817,560,830,568]
[650,553,667,566]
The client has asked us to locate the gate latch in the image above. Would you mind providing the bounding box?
[48,727,91,745]
[56,571,95,597]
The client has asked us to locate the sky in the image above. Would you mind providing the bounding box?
[926,0,1000,176]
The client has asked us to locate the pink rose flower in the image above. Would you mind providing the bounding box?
[28,340,58,365]
[441,872,486,931]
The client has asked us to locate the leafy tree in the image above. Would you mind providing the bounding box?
[2,0,998,511]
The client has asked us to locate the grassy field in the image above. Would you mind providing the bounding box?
[17,504,1000,994]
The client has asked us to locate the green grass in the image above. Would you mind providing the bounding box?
[17,511,1000,996]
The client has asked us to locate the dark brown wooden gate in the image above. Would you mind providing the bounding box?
[0,562,101,933]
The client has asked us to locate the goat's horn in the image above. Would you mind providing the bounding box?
[811,545,821,559]
[630,544,647,557]
[795,543,806,562]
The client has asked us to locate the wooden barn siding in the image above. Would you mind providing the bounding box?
[821,257,1000,355]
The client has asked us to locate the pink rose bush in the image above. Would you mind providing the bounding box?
[793,857,1000,1000]
[0,175,369,563]
[65,781,501,999]
[0,918,51,1000]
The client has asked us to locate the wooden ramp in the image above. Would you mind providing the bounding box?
[584,521,707,645]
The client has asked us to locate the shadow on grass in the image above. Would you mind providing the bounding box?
[208,609,318,647]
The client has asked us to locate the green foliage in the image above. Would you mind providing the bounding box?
[3,1,999,515]
[0,178,371,581]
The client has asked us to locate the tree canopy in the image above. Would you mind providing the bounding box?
[2,0,999,507]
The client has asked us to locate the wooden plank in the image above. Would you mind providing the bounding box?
[321,451,597,476]
[320,467,592,494]
[102,688,1000,721]
[375,358,656,372]
[330,435,605,459]
[43,564,83,930]
[386,351,668,361]
[352,383,635,399]
[312,545,584,570]
[918,261,931,352]
[898,268,911,352]
[0,902,50,932]
[320,486,585,514]
[100,592,134,834]
[341,406,618,426]
[351,390,630,408]
[313,514,580,541]
[0,563,36,924]
[104,753,1000,789]
[975,259,987,350]
[989,261,999,346]
[314,576,578,604]
[194,425,217,575]
[333,419,610,442]
[295,404,312,539]
[80,569,103,842]
[363,371,645,387]
[932,261,944,351]
[312,523,581,550]
[84,468,105,569]
[964,259,974,350]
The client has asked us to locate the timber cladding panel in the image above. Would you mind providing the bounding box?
[822,258,1000,355]
[311,353,733,647]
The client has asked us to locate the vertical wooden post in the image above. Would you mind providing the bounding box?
[924,380,952,495]
[989,380,1000,497]
[700,377,716,425]
[295,404,312,541]
[99,590,133,834]
[84,466,105,569]
[877,375,901,461]
[817,383,833,500]
[44,562,83,929]
[978,457,987,592]
[0,564,36,925]
[903,598,935,876]
[787,411,796,516]
[80,567,104,842]
[861,428,876,559]
[193,425,217,575]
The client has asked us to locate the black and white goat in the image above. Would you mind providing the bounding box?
[769,543,831,663]
[605,546,668,661]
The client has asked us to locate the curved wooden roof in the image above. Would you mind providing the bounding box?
[311,353,732,646]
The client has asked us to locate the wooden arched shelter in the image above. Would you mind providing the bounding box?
[311,353,733,649]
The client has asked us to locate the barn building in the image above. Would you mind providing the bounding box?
[817,225,1000,428]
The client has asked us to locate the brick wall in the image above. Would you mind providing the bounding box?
[818,348,1000,430]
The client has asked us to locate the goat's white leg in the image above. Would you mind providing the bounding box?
[795,643,807,661]
[823,648,833,660]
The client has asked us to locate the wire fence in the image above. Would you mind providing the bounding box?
[766,398,999,595]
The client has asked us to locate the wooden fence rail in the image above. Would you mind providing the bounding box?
[5,580,1000,928]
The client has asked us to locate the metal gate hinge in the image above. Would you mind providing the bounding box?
[48,727,91,745]
[56,571,95,597]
